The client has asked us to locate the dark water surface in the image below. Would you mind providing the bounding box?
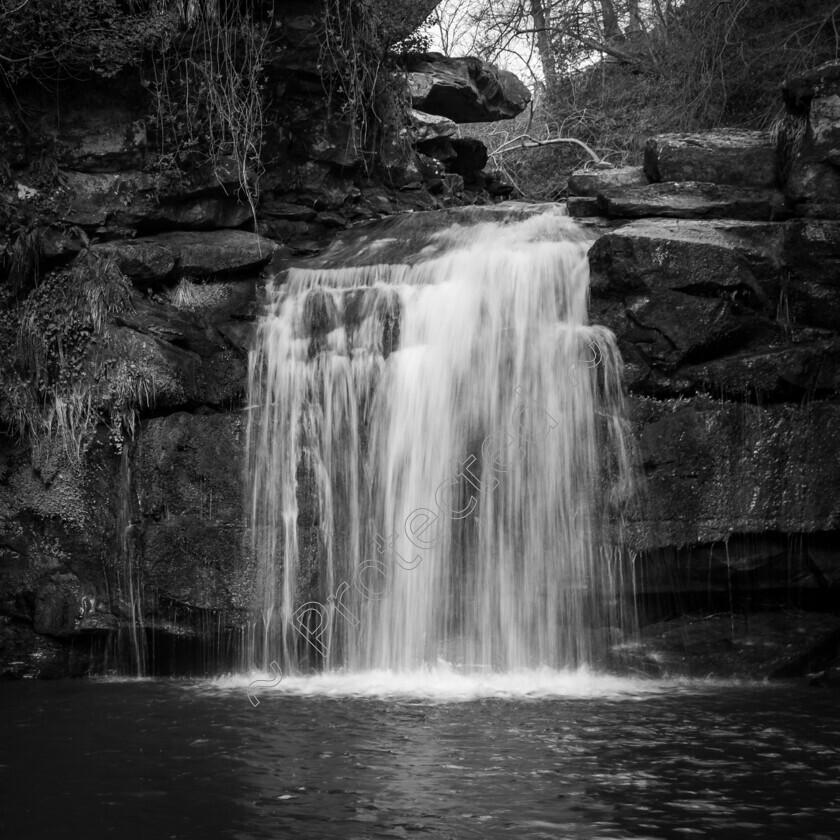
[1,678,839,839]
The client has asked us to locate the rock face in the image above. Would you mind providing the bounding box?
[780,60,840,216]
[595,182,790,221]
[568,166,648,196]
[0,2,536,677]
[405,53,532,122]
[576,70,840,677]
[628,397,840,550]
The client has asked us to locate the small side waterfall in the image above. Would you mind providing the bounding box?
[246,205,636,674]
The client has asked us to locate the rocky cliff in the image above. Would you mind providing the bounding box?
[571,61,840,679]
[1,15,837,681]
[0,1,529,677]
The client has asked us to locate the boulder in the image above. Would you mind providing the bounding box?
[409,109,457,142]
[93,230,277,284]
[588,218,782,305]
[595,182,790,221]
[644,130,778,188]
[782,60,840,115]
[405,53,531,123]
[449,137,489,181]
[588,218,786,388]
[416,137,457,164]
[568,166,648,196]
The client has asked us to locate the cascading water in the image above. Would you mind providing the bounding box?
[246,204,636,675]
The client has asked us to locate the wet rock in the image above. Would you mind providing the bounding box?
[783,219,840,329]
[678,336,840,400]
[625,611,840,679]
[644,130,778,188]
[634,532,827,594]
[628,396,840,550]
[595,182,790,221]
[588,218,782,308]
[568,166,648,196]
[405,53,531,123]
[0,617,90,679]
[134,413,249,612]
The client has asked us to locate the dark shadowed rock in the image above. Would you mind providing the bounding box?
[449,138,489,181]
[134,412,249,613]
[595,182,790,221]
[567,196,602,217]
[782,60,840,115]
[645,130,778,188]
[625,611,840,680]
[635,532,836,594]
[93,230,277,284]
[588,219,782,305]
[91,240,176,283]
[405,53,531,122]
[783,219,840,329]
[781,64,840,213]
[56,170,253,232]
[569,166,648,196]
[627,396,840,550]
[416,136,457,164]
[678,336,840,400]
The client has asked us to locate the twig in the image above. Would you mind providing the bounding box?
[493,133,608,165]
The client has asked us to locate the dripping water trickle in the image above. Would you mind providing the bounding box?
[245,205,637,675]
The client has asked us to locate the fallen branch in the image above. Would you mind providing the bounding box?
[491,133,610,166]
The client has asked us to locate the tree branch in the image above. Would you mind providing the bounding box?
[492,133,609,165]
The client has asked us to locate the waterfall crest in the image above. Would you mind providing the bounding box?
[247,204,635,673]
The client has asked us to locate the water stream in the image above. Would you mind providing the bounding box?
[246,204,636,674]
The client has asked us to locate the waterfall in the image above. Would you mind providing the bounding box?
[246,204,636,674]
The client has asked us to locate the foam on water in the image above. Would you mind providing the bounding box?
[212,665,748,702]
